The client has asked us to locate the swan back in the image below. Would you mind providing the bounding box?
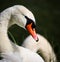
[0,52,22,62]
[22,34,57,62]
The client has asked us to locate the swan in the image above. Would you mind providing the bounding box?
[22,33,57,62]
[0,5,44,62]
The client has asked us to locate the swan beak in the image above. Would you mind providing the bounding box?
[26,23,39,42]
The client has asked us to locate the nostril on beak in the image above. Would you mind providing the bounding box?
[36,37,39,42]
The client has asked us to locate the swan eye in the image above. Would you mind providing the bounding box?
[25,16,36,29]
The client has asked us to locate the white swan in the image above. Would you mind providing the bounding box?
[0,5,44,62]
[22,34,57,62]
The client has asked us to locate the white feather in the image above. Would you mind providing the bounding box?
[22,34,57,62]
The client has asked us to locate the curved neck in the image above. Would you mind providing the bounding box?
[0,8,14,53]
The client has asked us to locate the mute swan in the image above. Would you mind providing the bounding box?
[22,34,57,62]
[0,5,44,62]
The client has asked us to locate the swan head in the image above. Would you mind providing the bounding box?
[11,5,38,41]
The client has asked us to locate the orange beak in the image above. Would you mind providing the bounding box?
[26,23,39,41]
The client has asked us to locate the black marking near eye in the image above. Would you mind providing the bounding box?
[25,16,36,29]
[32,22,36,29]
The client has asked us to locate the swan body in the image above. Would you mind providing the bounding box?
[0,45,44,62]
[22,34,57,62]
[0,5,44,62]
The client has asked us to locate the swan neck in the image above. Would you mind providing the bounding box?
[0,8,14,53]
